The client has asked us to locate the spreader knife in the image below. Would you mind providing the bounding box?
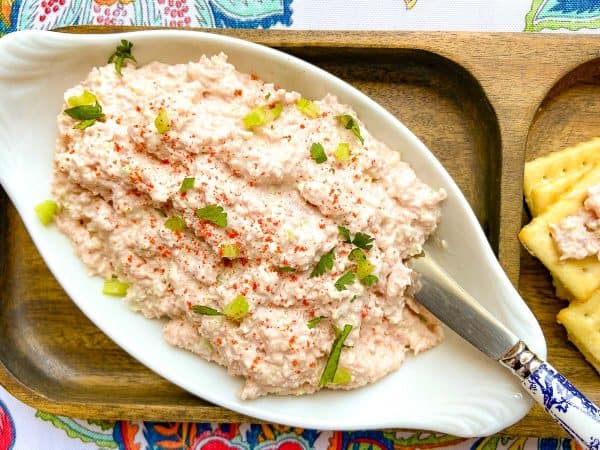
[412,253,600,448]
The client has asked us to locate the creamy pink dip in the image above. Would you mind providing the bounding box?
[551,184,600,260]
[52,54,446,399]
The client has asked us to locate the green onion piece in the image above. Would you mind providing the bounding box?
[154,108,170,134]
[196,204,227,228]
[336,114,365,144]
[221,243,240,259]
[265,92,271,100]
[352,232,374,250]
[332,366,351,385]
[334,271,355,291]
[310,247,335,278]
[108,39,136,76]
[64,103,105,121]
[348,248,366,262]
[296,98,320,118]
[102,279,129,297]
[67,90,97,108]
[73,119,97,130]
[34,200,58,225]
[338,225,352,243]
[334,143,351,162]
[243,107,268,129]
[268,102,283,121]
[223,294,249,321]
[192,305,224,316]
[360,274,379,287]
[310,142,327,164]
[164,215,185,232]
[356,259,375,280]
[319,324,353,387]
[180,177,195,193]
[307,316,326,329]
[276,266,296,273]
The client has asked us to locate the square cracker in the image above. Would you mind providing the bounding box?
[557,290,600,374]
[524,137,600,212]
[529,168,590,216]
[519,166,600,301]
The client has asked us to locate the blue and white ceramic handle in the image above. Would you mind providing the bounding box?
[500,342,600,449]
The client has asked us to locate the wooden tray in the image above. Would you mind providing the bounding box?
[1,28,599,437]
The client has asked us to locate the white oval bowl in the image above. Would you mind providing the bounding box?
[0,30,546,436]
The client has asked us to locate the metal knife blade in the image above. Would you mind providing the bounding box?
[411,253,519,360]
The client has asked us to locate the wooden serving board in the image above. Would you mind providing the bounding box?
[1,28,600,437]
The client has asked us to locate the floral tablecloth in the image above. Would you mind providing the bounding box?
[1,1,599,449]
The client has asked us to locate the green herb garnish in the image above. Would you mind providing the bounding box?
[276,266,296,273]
[334,143,351,162]
[310,247,335,278]
[180,177,195,193]
[336,114,364,144]
[310,142,327,164]
[192,305,225,316]
[319,324,353,387]
[265,92,271,100]
[108,39,136,76]
[296,98,320,118]
[64,102,105,130]
[356,258,375,280]
[352,232,374,250]
[221,243,240,259]
[154,108,170,134]
[360,275,379,287]
[338,225,352,243]
[334,271,355,291]
[102,278,129,297]
[223,294,249,321]
[307,316,326,329]
[34,199,58,225]
[243,103,282,130]
[164,215,185,232]
[67,90,97,108]
[348,248,366,262]
[196,204,227,228]
[332,366,351,385]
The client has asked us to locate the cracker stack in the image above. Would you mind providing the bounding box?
[519,138,600,374]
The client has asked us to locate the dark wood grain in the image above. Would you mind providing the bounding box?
[1,28,599,437]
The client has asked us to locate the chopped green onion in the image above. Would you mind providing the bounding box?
[336,114,365,144]
[154,108,170,134]
[243,107,268,129]
[64,103,105,121]
[221,243,240,259]
[223,294,249,321]
[319,324,353,387]
[180,177,195,193]
[102,278,129,297]
[307,316,326,329]
[192,305,224,316]
[310,247,335,278]
[164,215,185,232]
[265,92,271,100]
[34,200,58,225]
[310,142,327,164]
[196,204,227,228]
[276,266,296,273]
[108,39,136,76]
[334,143,351,162]
[269,102,283,121]
[73,119,97,130]
[338,225,352,243]
[360,275,379,287]
[67,90,97,108]
[348,248,366,262]
[352,232,374,250]
[334,271,355,291]
[332,366,351,385]
[296,98,320,118]
[356,259,375,280]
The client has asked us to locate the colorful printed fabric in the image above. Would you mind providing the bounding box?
[0,1,598,449]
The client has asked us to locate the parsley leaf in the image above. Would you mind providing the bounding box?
[319,324,353,387]
[338,225,352,243]
[164,215,186,232]
[180,177,195,193]
[352,232,374,250]
[360,274,379,287]
[108,39,136,76]
[276,266,296,273]
[336,115,365,144]
[334,271,355,291]
[348,248,366,262]
[192,305,224,316]
[307,316,326,329]
[310,248,335,278]
[196,204,227,228]
[310,142,327,164]
[64,102,105,130]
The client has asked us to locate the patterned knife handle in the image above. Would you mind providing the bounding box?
[500,342,600,449]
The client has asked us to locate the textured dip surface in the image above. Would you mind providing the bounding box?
[52,54,446,399]
[551,184,600,261]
